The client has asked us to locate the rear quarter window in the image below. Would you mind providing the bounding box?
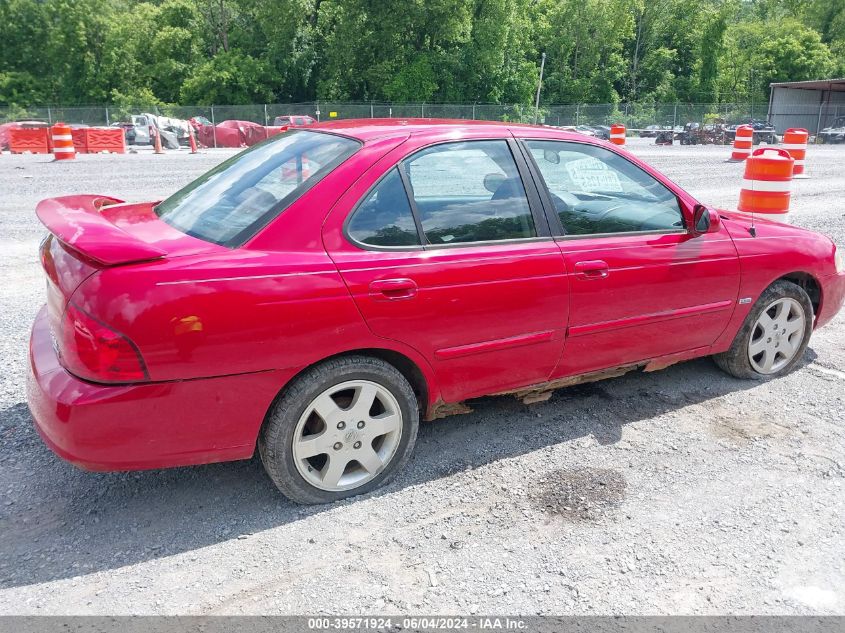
[155,130,360,246]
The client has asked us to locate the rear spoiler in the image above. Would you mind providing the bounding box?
[35,195,166,266]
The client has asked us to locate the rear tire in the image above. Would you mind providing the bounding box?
[713,280,813,380]
[259,355,419,504]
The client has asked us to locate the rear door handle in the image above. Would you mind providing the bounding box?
[574,260,610,280]
[369,278,418,301]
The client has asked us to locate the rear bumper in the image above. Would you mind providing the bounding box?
[817,272,845,329]
[27,306,288,471]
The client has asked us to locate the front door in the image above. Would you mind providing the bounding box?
[519,138,741,377]
[323,135,570,402]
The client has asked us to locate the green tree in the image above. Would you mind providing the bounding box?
[180,50,275,104]
[697,4,729,102]
[538,0,631,104]
[0,0,841,109]
[718,18,836,102]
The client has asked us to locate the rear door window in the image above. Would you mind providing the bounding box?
[155,130,360,246]
[346,168,421,247]
[402,140,536,245]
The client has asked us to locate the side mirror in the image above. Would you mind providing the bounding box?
[691,204,721,236]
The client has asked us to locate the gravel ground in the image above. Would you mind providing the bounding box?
[0,138,844,615]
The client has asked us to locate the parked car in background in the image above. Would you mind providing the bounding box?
[640,124,662,138]
[590,125,611,140]
[557,126,593,137]
[28,120,845,504]
[193,119,278,148]
[273,114,316,128]
[818,117,845,144]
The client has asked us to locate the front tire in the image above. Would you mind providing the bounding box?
[713,280,813,380]
[259,356,419,504]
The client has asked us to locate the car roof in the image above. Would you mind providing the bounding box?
[308,118,581,142]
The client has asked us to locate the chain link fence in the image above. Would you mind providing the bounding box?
[2,101,841,132]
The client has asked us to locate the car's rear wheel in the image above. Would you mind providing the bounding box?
[259,355,419,504]
[713,280,813,379]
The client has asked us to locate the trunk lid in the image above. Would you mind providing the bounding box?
[36,195,224,266]
[37,195,226,345]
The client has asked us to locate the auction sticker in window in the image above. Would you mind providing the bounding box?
[565,157,623,193]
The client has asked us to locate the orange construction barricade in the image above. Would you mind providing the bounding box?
[51,123,76,160]
[70,127,88,154]
[9,127,50,154]
[782,127,809,178]
[729,125,754,161]
[610,124,626,147]
[85,127,125,153]
[737,147,794,221]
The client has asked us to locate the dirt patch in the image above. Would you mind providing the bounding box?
[709,410,792,444]
[532,468,626,521]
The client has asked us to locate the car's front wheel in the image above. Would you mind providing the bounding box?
[714,280,813,380]
[259,355,419,504]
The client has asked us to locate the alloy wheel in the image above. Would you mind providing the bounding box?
[292,380,403,492]
[748,297,806,374]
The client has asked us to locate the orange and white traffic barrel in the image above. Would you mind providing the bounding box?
[729,125,753,161]
[610,124,626,147]
[737,147,794,221]
[51,122,75,161]
[782,127,809,178]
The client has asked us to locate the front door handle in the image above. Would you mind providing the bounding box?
[574,260,610,280]
[369,278,418,301]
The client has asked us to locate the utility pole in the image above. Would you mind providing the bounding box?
[750,68,755,121]
[534,52,546,125]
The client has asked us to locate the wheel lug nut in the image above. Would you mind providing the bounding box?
[353,441,362,449]
[333,442,343,451]
[357,421,365,429]
[337,421,345,430]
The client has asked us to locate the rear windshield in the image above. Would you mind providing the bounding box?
[155,130,360,246]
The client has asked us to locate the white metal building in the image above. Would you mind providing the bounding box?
[768,78,845,134]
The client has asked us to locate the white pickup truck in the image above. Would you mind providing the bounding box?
[123,113,191,147]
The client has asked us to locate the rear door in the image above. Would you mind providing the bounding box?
[323,131,570,402]
[518,137,740,377]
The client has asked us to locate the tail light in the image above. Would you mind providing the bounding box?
[58,302,148,383]
[39,235,57,283]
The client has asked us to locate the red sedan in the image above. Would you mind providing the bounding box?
[28,120,845,504]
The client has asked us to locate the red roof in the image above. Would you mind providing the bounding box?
[310,118,549,141]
